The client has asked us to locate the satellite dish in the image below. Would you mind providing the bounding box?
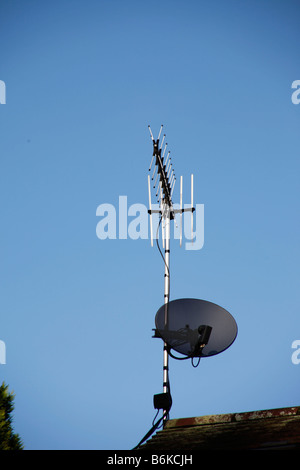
[155,298,238,358]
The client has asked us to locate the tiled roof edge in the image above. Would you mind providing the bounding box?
[165,406,300,429]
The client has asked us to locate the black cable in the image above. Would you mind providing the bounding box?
[132,411,169,450]
[156,215,170,293]
[191,356,201,368]
[156,215,203,371]
[156,215,171,338]
[167,345,202,364]
[167,347,191,361]
[152,409,159,426]
[132,213,173,450]
[156,215,172,417]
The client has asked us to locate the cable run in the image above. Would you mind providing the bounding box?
[132,410,169,450]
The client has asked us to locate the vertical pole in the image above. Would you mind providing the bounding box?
[148,175,153,247]
[180,176,183,248]
[160,188,165,249]
[163,203,170,421]
[191,174,194,243]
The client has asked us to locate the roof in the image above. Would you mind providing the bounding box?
[139,406,300,450]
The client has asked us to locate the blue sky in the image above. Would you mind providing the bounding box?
[0,0,300,450]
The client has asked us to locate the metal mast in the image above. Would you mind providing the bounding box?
[163,204,170,415]
[148,124,194,422]
[133,125,238,450]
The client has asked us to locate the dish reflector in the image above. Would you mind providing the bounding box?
[155,298,237,358]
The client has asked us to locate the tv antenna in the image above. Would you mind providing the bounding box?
[147,124,195,419]
[147,124,194,249]
[132,124,238,450]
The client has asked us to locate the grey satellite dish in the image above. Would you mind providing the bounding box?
[154,298,238,358]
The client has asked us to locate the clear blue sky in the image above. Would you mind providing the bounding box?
[0,0,300,450]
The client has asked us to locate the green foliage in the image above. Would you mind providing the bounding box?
[0,382,24,450]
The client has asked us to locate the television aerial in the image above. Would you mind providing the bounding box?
[133,125,238,449]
